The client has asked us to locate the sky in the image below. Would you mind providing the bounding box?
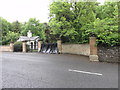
[0,0,50,23]
[0,0,107,23]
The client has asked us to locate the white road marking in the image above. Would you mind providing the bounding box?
[69,69,103,76]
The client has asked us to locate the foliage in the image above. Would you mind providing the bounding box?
[14,41,30,52]
[14,41,22,52]
[82,2,119,46]
[1,17,21,45]
[21,18,46,40]
[44,23,57,43]
[11,21,22,33]
[49,1,98,43]
[1,17,47,45]
[1,1,119,46]
[0,17,11,36]
[49,1,119,46]
[1,17,12,45]
[2,31,19,45]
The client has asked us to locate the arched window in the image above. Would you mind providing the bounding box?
[34,41,36,49]
[31,42,33,49]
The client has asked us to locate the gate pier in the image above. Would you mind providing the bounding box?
[22,41,27,52]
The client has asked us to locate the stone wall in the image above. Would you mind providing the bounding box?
[0,46,11,52]
[98,46,120,63]
[61,43,119,63]
[62,44,90,56]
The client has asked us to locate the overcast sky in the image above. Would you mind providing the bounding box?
[0,0,50,23]
[0,0,105,23]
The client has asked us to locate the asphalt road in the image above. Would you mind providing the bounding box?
[0,52,2,89]
[2,52,118,88]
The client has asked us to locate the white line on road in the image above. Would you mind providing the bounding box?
[68,69,103,76]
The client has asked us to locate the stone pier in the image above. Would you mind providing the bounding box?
[57,40,62,54]
[38,40,43,52]
[22,41,27,52]
[10,42,14,52]
[89,37,99,61]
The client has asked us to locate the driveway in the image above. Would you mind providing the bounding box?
[2,52,118,88]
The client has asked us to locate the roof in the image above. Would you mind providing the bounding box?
[17,36,40,41]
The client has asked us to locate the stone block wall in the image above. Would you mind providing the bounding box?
[61,43,119,63]
[62,44,90,56]
[0,46,11,52]
[98,46,120,63]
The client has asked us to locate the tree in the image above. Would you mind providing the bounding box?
[82,2,119,46]
[11,21,22,33]
[49,1,78,42]
[0,17,11,37]
[49,1,98,43]
[71,1,98,43]
[21,18,46,40]
[0,17,12,45]
[4,31,19,44]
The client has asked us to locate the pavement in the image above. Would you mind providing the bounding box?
[1,52,118,88]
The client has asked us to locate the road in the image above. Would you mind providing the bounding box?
[2,52,118,88]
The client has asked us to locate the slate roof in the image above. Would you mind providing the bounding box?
[17,36,40,41]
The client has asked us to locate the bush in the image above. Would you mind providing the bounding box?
[14,41,22,52]
[26,44,30,52]
[14,41,30,52]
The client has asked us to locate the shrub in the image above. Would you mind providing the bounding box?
[14,41,30,52]
[26,44,30,52]
[14,41,22,52]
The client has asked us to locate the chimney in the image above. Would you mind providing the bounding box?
[27,30,32,38]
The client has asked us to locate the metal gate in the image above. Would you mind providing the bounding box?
[39,43,59,54]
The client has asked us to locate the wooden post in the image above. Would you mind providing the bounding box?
[89,37,99,61]
[38,40,43,52]
[10,42,14,52]
[22,41,27,52]
[57,40,62,54]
